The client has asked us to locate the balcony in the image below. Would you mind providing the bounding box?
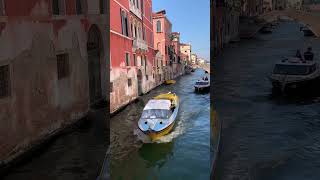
[133,38,148,51]
[129,1,142,20]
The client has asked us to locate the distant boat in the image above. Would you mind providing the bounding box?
[164,80,176,85]
[194,75,210,92]
[138,92,179,142]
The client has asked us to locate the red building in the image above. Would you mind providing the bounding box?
[152,10,174,80]
[0,0,107,164]
[110,0,155,113]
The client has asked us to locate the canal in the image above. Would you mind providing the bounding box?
[214,21,320,180]
[2,108,109,180]
[110,69,210,180]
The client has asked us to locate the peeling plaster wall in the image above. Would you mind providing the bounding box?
[0,0,108,164]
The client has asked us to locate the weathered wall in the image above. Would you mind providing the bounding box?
[0,0,107,164]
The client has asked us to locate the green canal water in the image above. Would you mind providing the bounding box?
[110,69,210,180]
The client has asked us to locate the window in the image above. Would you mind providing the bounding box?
[145,56,147,66]
[134,25,137,38]
[121,10,129,36]
[153,73,155,79]
[143,27,146,40]
[136,0,139,9]
[110,82,113,92]
[0,0,5,16]
[125,53,130,66]
[76,0,87,15]
[52,0,66,15]
[156,20,161,32]
[133,54,137,66]
[0,65,10,98]
[100,0,106,14]
[141,0,144,15]
[57,53,69,79]
[128,78,132,87]
[146,75,148,81]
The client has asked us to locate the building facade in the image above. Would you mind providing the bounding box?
[110,0,156,113]
[153,10,174,80]
[0,0,108,164]
[180,43,192,65]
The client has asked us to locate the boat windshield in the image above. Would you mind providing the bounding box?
[273,64,316,75]
[141,109,171,119]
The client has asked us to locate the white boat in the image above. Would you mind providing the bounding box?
[195,75,210,92]
[269,57,320,93]
[138,92,179,141]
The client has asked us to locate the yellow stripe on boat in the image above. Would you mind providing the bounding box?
[147,122,175,141]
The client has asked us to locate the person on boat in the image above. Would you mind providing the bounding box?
[304,47,314,61]
[295,49,302,60]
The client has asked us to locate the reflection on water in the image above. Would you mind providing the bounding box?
[110,69,210,180]
[214,21,320,180]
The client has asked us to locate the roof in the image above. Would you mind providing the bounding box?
[144,99,171,110]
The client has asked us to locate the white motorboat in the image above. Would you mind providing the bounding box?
[138,92,179,141]
[269,57,320,93]
[195,75,210,92]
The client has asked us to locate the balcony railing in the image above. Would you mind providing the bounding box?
[133,38,148,51]
[129,1,142,20]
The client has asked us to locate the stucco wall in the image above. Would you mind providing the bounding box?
[0,0,108,164]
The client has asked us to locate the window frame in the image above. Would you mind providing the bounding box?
[133,54,137,66]
[52,0,66,16]
[0,0,6,16]
[100,0,107,14]
[120,9,129,37]
[56,53,70,80]
[110,82,113,92]
[125,52,130,66]
[156,20,162,33]
[0,64,11,99]
[76,0,87,15]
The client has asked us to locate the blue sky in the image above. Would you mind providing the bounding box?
[153,0,210,60]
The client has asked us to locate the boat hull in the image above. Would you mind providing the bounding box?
[164,80,176,85]
[143,122,175,141]
[195,86,210,92]
[270,76,320,94]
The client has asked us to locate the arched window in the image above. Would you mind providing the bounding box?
[120,10,129,36]
[156,20,161,32]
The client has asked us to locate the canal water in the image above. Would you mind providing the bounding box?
[214,21,320,180]
[2,108,109,180]
[110,69,210,180]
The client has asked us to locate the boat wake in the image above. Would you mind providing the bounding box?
[133,118,186,144]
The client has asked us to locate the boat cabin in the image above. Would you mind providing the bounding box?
[141,100,172,119]
[273,58,317,76]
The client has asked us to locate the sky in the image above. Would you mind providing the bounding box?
[153,0,210,61]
